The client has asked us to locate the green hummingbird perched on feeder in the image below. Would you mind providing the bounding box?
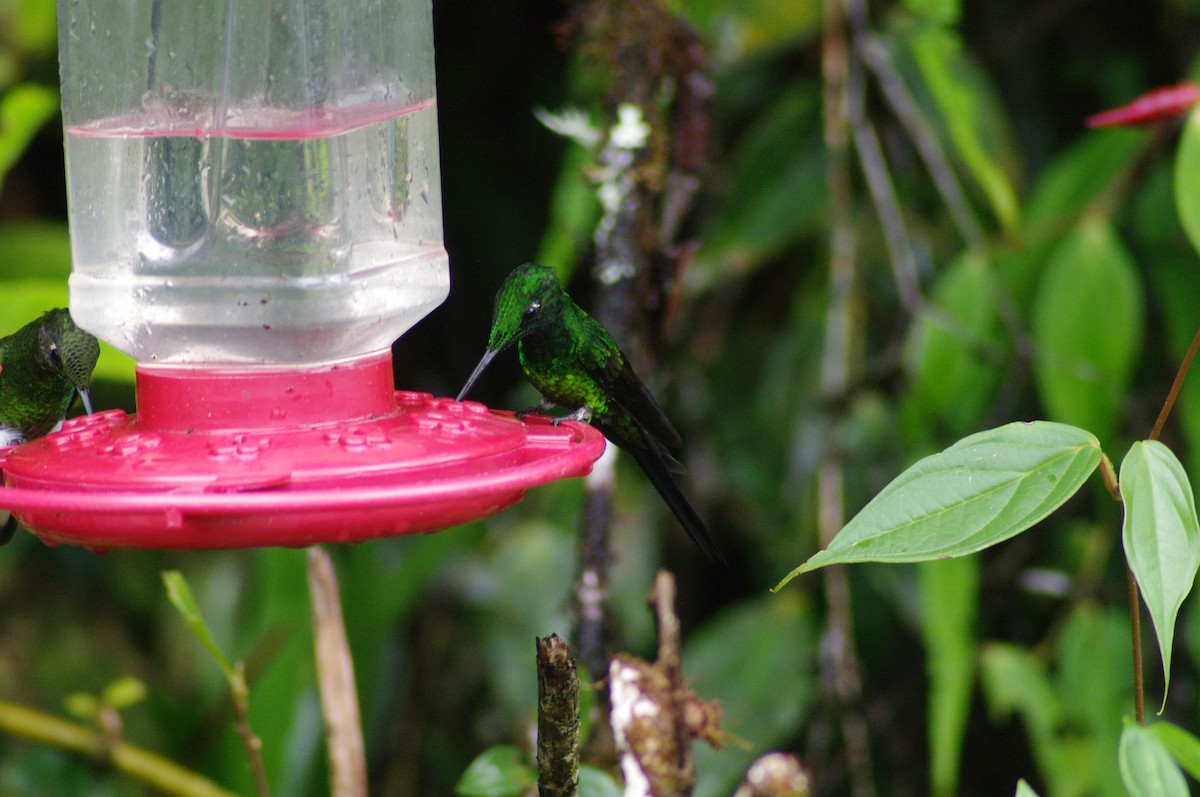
[457,263,724,564]
[0,308,100,544]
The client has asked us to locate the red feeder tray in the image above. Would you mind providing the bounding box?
[0,350,605,549]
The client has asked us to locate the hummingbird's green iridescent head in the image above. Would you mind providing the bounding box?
[36,308,101,396]
[484,263,566,352]
[456,263,566,403]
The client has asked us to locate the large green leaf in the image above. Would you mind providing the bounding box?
[920,557,978,797]
[1031,218,1143,447]
[1119,723,1189,797]
[1119,440,1200,703]
[1174,105,1200,258]
[777,421,1101,582]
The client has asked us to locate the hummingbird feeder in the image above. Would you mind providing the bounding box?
[0,0,604,548]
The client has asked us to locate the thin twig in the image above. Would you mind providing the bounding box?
[537,635,582,797]
[1150,324,1200,441]
[0,700,236,797]
[229,664,270,797]
[307,547,367,797]
[844,0,921,313]
[857,35,986,249]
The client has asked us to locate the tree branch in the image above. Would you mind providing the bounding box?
[0,700,236,797]
[537,634,582,797]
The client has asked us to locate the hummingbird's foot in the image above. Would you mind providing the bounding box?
[515,399,555,420]
[551,406,593,426]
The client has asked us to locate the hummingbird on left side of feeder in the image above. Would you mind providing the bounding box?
[0,308,100,544]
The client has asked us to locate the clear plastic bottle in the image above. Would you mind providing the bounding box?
[57,0,449,363]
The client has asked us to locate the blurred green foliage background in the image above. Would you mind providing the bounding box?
[3,0,1200,795]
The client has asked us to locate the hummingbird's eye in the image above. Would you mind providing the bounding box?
[523,301,541,319]
[48,343,63,369]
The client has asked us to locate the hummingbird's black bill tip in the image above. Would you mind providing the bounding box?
[456,349,499,403]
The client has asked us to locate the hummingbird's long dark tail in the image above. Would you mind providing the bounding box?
[619,432,726,565]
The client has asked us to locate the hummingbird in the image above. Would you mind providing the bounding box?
[0,308,100,544]
[457,263,724,564]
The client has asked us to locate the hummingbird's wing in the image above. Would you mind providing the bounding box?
[607,360,684,455]
[575,313,684,457]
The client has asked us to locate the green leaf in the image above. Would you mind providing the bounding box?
[1119,723,1189,797]
[535,140,600,271]
[455,746,536,797]
[101,677,147,710]
[904,0,960,25]
[62,692,98,722]
[1024,129,1144,240]
[1053,606,1130,797]
[980,644,1085,797]
[1146,722,1200,780]
[1014,780,1040,797]
[0,84,58,191]
[1031,218,1143,447]
[579,766,622,797]
[162,570,236,680]
[903,250,1004,436]
[1174,106,1200,258]
[777,421,1102,582]
[1119,440,1200,703]
[908,26,1017,230]
[920,557,978,797]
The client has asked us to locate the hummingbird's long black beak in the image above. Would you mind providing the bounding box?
[456,349,499,402]
[78,388,94,415]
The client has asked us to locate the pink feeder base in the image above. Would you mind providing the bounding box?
[0,350,605,549]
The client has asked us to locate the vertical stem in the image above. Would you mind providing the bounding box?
[653,569,692,784]
[573,445,616,683]
[229,666,271,797]
[307,547,368,797]
[1126,566,1145,725]
[820,1,875,795]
